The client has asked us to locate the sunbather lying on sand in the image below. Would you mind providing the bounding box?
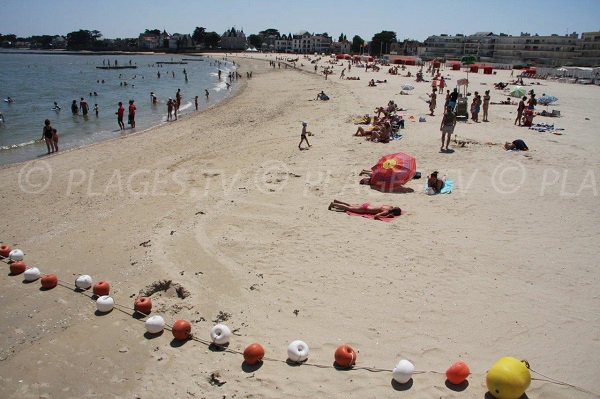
[328,200,401,219]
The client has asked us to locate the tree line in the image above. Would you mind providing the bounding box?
[1,28,405,56]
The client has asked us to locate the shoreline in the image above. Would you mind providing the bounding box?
[0,53,598,398]
[0,55,244,169]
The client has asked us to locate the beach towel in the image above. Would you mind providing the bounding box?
[424,179,454,194]
[345,211,397,222]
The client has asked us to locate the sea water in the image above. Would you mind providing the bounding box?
[0,52,236,165]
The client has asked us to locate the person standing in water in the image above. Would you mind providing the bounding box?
[41,119,57,154]
[116,102,125,130]
[80,97,89,115]
[71,100,79,115]
[128,100,136,128]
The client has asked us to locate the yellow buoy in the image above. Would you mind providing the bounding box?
[486,357,531,399]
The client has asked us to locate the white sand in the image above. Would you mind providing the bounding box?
[0,54,598,398]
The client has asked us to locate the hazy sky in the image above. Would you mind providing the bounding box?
[1,0,599,41]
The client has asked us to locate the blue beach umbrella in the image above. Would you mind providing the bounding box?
[538,95,558,105]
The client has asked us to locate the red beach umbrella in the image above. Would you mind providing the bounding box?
[369,152,417,192]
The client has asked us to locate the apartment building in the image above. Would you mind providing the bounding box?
[421,31,600,66]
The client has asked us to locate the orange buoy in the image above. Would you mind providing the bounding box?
[40,274,58,289]
[134,297,152,315]
[93,281,110,296]
[334,345,356,368]
[172,320,192,340]
[0,244,11,257]
[9,261,27,275]
[446,361,470,385]
[243,343,265,365]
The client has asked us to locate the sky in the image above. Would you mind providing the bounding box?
[1,0,599,41]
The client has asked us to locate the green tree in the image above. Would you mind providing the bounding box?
[248,34,262,49]
[144,29,161,36]
[259,28,280,37]
[192,27,206,44]
[204,31,221,48]
[370,30,396,56]
[66,29,95,50]
[351,35,365,53]
[30,35,54,49]
[338,33,345,42]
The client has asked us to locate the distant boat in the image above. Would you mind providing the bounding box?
[96,65,138,70]
[156,61,188,65]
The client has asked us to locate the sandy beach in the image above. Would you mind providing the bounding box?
[0,54,599,398]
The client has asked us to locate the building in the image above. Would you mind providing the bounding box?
[138,30,170,49]
[578,32,600,66]
[169,33,193,50]
[421,31,600,66]
[275,33,293,52]
[422,32,495,60]
[330,40,351,54]
[287,31,333,54]
[493,32,580,66]
[220,28,247,50]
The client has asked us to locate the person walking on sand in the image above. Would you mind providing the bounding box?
[116,102,125,130]
[514,96,526,126]
[482,90,490,122]
[195,95,199,111]
[429,89,437,116]
[440,106,456,152]
[298,121,311,150]
[128,100,136,128]
[41,119,55,154]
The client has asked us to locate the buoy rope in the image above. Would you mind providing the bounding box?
[2,255,599,395]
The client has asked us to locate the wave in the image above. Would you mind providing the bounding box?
[0,138,40,151]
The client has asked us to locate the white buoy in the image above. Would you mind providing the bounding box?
[96,295,114,313]
[9,249,24,261]
[23,267,41,282]
[210,324,232,345]
[287,340,310,363]
[145,315,165,334]
[75,275,93,290]
[392,359,415,384]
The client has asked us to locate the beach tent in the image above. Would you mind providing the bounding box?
[369,152,417,192]
[469,65,479,73]
[336,54,345,60]
[510,86,526,98]
[483,66,493,75]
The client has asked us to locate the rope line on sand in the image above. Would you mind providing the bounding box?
[1,254,598,396]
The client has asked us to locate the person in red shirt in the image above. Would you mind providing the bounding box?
[128,100,136,128]
[116,102,125,130]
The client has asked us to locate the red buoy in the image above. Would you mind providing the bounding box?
[41,274,58,289]
[243,343,265,365]
[9,261,27,275]
[334,345,357,368]
[134,297,152,315]
[446,361,470,385]
[0,245,11,258]
[93,281,110,296]
[172,320,192,340]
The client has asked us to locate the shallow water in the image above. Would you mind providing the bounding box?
[0,52,236,165]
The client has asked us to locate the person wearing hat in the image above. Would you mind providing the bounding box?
[298,121,311,150]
